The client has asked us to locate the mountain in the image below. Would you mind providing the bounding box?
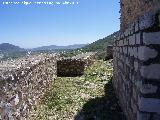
[61,31,119,59]
[81,31,118,59]
[0,43,25,52]
[32,44,87,51]
[0,31,118,60]
[82,31,118,52]
[0,43,26,60]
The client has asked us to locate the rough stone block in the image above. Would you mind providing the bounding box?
[139,12,155,30]
[143,32,160,45]
[135,20,139,32]
[134,61,139,71]
[130,47,134,57]
[128,47,131,56]
[140,84,158,94]
[136,33,141,45]
[123,46,127,54]
[123,38,127,46]
[119,40,124,46]
[133,47,138,58]
[129,35,136,45]
[138,97,160,113]
[138,46,158,61]
[124,29,129,37]
[140,64,160,79]
[135,81,143,91]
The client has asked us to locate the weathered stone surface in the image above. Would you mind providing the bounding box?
[129,35,136,45]
[113,0,160,120]
[136,33,141,45]
[140,64,160,79]
[0,52,97,119]
[135,20,139,32]
[0,54,58,119]
[134,61,139,71]
[120,0,159,30]
[133,47,138,58]
[138,46,158,61]
[140,84,158,94]
[113,1,160,119]
[119,40,124,46]
[139,12,155,30]
[57,52,96,77]
[143,32,160,45]
[138,97,160,113]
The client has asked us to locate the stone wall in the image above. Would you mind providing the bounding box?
[57,52,97,77]
[57,59,85,77]
[105,45,113,60]
[120,0,160,30]
[113,3,160,120]
[0,54,58,119]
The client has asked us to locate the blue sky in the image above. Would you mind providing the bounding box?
[0,0,120,48]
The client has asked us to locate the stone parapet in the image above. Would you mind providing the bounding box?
[0,53,58,119]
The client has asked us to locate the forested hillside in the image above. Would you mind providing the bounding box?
[82,31,118,52]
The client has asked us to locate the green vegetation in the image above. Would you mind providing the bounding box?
[61,32,118,59]
[0,32,118,60]
[29,60,125,120]
[0,51,27,61]
[82,32,117,52]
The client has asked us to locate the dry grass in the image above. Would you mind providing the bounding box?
[28,60,125,120]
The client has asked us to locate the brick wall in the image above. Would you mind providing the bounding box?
[113,4,160,119]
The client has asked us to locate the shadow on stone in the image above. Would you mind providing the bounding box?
[74,79,126,120]
[57,74,84,77]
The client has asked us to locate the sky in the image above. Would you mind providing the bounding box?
[0,0,120,48]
